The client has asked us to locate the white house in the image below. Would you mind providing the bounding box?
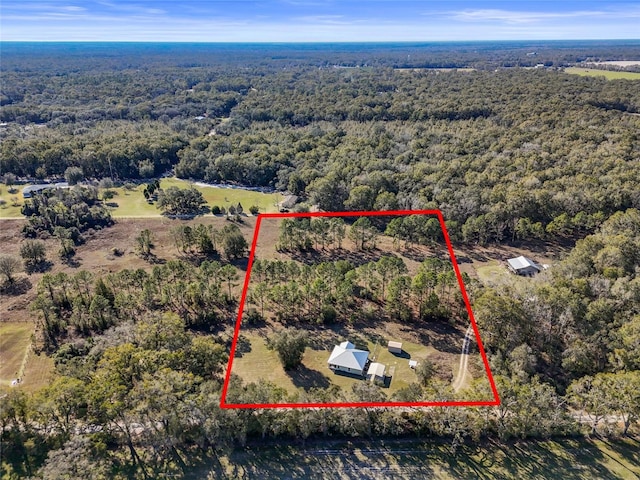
[507,256,541,276]
[22,182,70,199]
[327,341,369,376]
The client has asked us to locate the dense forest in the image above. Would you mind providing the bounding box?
[2,43,639,244]
[1,42,640,478]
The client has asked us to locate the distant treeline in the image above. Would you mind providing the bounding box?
[1,43,639,245]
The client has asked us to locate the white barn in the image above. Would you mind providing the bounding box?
[507,256,541,276]
[327,341,369,376]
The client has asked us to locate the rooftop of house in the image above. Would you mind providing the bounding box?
[328,341,369,371]
[507,255,540,271]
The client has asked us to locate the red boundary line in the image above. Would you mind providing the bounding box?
[220,209,500,409]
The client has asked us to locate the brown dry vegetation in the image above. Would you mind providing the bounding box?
[0,216,256,390]
[1,214,566,395]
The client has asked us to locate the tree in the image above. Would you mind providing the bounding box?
[267,328,307,370]
[135,229,154,257]
[375,255,408,300]
[220,264,239,299]
[157,186,206,216]
[19,240,47,270]
[568,372,640,436]
[3,172,17,192]
[308,172,348,212]
[221,224,248,260]
[0,255,21,284]
[614,315,640,370]
[193,224,216,255]
[64,166,84,186]
[344,185,375,211]
[138,159,155,178]
[415,358,436,386]
[349,217,377,250]
[40,435,110,480]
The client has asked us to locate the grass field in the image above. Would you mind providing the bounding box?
[564,67,640,80]
[475,261,511,286]
[0,322,33,388]
[0,178,281,219]
[0,322,54,392]
[196,436,640,480]
[230,328,463,400]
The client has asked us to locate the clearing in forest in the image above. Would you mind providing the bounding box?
[221,210,499,408]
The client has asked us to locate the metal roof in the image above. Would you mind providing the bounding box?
[367,362,385,378]
[507,255,540,271]
[328,342,369,371]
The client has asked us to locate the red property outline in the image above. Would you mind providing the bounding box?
[220,209,500,409]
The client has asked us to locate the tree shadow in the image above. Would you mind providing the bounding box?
[404,320,464,354]
[287,247,383,268]
[331,369,365,380]
[61,255,82,268]
[287,364,331,391]
[390,349,411,359]
[25,260,54,274]
[142,253,166,264]
[233,334,252,358]
[0,277,32,296]
[230,256,249,272]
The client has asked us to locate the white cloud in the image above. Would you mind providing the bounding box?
[293,15,348,24]
[446,6,640,24]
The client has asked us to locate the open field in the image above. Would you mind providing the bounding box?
[0,322,54,392]
[196,437,640,480]
[564,67,640,80]
[0,322,33,388]
[584,61,640,67]
[0,177,281,219]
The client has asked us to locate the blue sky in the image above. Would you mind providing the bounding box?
[1,1,639,42]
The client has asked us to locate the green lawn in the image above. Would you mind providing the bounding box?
[0,178,281,219]
[197,437,640,480]
[0,186,25,218]
[475,261,511,286]
[0,322,33,388]
[564,67,640,80]
[231,330,455,400]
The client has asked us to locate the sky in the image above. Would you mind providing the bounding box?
[1,1,639,42]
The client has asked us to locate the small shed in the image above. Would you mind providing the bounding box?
[409,360,418,369]
[388,341,403,354]
[367,362,385,383]
[507,256,541,276]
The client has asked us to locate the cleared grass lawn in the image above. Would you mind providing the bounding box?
[0,187,25,218]
[564,67,640,80]
[201,437,640,480]
[0,322,55,392]
[475,261,511,286]
[231,330,456,400]
[160,178,280,215]
[20,350,55,392]
[0,322,33,388]
[107,179,280,217]
[1,178,281,219]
